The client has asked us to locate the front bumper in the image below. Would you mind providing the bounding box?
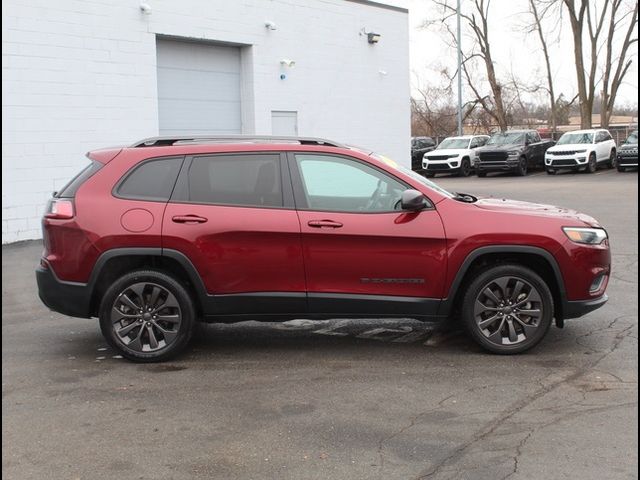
[545,155,589,169]
[36,263,92,318]
[476,155,520,172]
[617,152,638,167]
[563,294,608,319]
[423,159,464,172]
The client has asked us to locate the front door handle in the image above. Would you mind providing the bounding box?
[308,219,343,228]
[172,215,208,224]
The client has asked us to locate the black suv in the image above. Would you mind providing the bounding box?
[477,130,555,176]
[411,136,436,172]
[617,130,638,172]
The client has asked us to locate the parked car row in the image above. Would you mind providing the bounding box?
[412,129,638,177]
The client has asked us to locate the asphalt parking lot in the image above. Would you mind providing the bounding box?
[2,168,638,480]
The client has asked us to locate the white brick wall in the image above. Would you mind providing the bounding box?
[2,0,410,243]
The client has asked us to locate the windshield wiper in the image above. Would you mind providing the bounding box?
[453,192,478,203]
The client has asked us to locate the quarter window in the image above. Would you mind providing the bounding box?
[294,154,407,212]
[188,154,282,207]
[117,157,182,201]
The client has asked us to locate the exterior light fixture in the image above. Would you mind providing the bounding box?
[140,2,152,14]
[280,59,295,68]
[265,21,277,30]
[367,32,381,44]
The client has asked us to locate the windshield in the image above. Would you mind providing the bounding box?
[486,132,525,146]
[624,131,638,144]
[557,132,594,145]
[437,138,470,150]
[347,145,455,199]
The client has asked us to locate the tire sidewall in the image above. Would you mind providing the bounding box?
[587,153,597,173]
[99,270,196,362]
[517,157,528,176]
[461,265,554,354]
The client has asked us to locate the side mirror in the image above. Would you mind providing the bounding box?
[401,189,429,211]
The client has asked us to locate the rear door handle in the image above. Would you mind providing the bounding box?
[172,215,208,224]
[308,219,343,228]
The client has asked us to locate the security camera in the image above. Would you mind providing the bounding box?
[140,3,152,14]
[280,58,295,68]
[265,21,277,30]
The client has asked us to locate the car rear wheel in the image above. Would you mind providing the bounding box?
[587,153,597,173]
[458,158,472,177]
[461,264,553,354]
[99,270,195,362]
[516,157,528,176]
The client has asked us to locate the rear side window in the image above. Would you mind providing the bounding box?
[117,157,183,201]
[57,161,103,198]
[187,154,282,208]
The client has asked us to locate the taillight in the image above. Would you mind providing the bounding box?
[45,199,74,219]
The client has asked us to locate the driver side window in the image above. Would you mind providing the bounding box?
[294,154,407,212]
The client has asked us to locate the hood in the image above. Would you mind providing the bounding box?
[620,143,638,151]
[547,143,591,152]
[425,149,466,157]
[473,197,601,226]
[479,144,523,152]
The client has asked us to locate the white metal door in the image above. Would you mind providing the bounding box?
[271,111,298,136]
[156,38,241,135]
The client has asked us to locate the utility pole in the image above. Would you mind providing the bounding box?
[456,0,463,135]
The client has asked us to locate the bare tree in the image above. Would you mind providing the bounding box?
[527,0,562,132]
[562,0,638,128]
[430,0,509,131]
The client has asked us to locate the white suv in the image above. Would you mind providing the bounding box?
[422,135,490,177]
[545,129,617,174]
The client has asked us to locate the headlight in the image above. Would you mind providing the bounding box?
[563,227,608,245]
[507,151,519,156]
[575,149,587,153]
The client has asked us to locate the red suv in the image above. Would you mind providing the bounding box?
[36,136,610,362]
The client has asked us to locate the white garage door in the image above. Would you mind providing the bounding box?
[156,38,241,135]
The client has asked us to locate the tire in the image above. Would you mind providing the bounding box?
[546,168,556,175]
[477,171,487,178]
[461,264,554,354]
[458,158,472,177]
[608,150,617,169]
[586,153,597,173]
[516,157,528,176]
[99,270,196,362]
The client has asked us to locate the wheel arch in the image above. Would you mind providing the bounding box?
[87,248,206,318]
[439,246,567,323]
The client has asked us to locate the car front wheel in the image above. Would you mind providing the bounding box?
[458,158,472,177]
[608,150,617,168]
[99,270,196,362]
[461,264,554,354]
[587,153,597,173]
[516,157,528,176]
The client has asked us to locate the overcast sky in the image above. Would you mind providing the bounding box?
[407,0,639,107]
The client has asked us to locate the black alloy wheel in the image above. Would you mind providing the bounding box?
[99,270,195,362]
[516,157,528,176]
[458,158,472,177]
[462,265,553,354]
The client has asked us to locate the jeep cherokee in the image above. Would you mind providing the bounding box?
[36,135,611,362]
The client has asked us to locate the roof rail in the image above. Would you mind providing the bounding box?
[130,135,345,148]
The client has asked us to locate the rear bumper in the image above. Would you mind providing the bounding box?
[562,294,608,319]
[36,263,92,318]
